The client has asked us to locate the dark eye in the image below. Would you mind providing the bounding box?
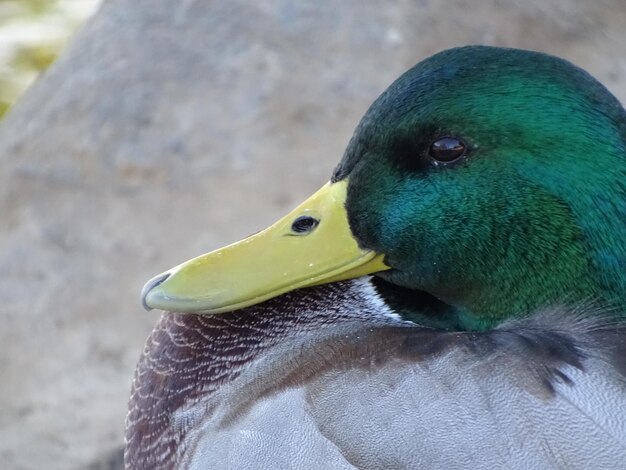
[428,137,466,163]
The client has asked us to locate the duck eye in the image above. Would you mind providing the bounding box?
[428,137,466,163]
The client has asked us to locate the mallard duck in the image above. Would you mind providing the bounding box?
[125,46,626,469]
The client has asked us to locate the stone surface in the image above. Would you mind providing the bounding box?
[0,0,625,468]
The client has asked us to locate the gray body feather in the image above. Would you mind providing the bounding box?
[125,279,626,469]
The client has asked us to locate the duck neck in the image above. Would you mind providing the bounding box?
[443,165,626,330]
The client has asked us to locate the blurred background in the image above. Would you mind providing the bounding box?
[0,0,101,117]
[0,0,625,468]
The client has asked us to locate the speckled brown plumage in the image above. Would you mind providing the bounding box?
[125,280,399,468]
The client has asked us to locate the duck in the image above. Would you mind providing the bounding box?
[125,46,626,469]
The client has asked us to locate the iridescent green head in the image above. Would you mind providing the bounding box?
[335,46,626,329]
[143,46,626,331]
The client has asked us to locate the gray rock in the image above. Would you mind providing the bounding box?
[0,0,625,468]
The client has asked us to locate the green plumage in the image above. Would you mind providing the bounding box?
[334,46,626,330]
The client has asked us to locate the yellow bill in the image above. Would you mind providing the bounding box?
[141,179,389,314]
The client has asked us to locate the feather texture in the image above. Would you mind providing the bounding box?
[125,279,626,469]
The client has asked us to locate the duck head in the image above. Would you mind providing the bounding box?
[142,46,626,330]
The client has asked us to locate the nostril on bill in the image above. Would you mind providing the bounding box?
[290,215,320,234]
